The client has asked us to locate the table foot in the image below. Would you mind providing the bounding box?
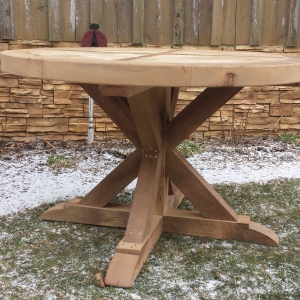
[164,209,279,246]
[105,216,163,288]
[40,198,130,228]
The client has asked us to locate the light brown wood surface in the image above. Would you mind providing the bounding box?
[2,48,300,87]
[2,48,290,288]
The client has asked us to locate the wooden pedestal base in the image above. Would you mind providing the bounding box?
[40,85,279,288]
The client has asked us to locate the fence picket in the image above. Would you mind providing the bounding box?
[0,0,13,39]
[11,0,48,40]
[235,0,251,45]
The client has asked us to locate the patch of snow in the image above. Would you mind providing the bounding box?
[1,139,300,217]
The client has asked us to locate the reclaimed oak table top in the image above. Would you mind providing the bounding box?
[2,48,300,288]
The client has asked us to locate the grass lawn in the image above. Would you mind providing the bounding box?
[1,179,300,299]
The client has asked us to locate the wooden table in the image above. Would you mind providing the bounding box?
[2,48,300,288]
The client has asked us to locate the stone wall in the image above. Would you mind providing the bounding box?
[1,40,300,142]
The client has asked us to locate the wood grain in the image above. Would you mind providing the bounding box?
[144,0,173,45]
[287,0,300,47]
[40,198,130,228]
[173,0,185,46]
[221,0,236,45]
[0,0,13,39]
[211,0,223,45]
[133,0,145,44]
[199,0,213,45]
[166,151,238,221]
[166,87,242,150]
[80,84,141,147]
[3,48,300,88]
[250,0,263,46]
[75,0,90,42]
[105,216,163,287]
[11,0,48,40]
[274,0,289,46]
[261,0,276,46]
[164,209,279,246]
[78,149,142,207]
[48,0,76,41]
[235,0,252,45]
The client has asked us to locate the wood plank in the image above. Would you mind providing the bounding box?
[250,0,263,46]
[11,0,48,40]
[90,0,103,28]
[274,0,288,46]
[101,0,118,42]
[124,89,165,243]
[5,48,300,87]
[168,181,184,209]
[173,0,185,45]
[164,209,279,246]
[75,0,91,42]
[211,0,223,45]
[40,198,130,228]
[144,0,173,44]
[128,88,163,149]
[80,84,141,147]
[105,216,163,287]
[166,151,239,221]
[183,0,199,45]
[221,0,236,45]
[235,0,252,45]
[133,0,145,44]
[170,87,180,120]
[48,0,76,41]
[115,0,133,43]
[286,0,300,47]
[261,0,276,46]
[166,87,242,150]
[0,0,13,39]
[199,0,213,45]
[78,148,142,207]
[98,85,150,97]
[123,153,163,243]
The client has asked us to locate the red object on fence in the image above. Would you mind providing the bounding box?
[81,23,107,47]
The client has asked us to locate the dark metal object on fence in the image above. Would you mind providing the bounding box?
[81,23,107,47]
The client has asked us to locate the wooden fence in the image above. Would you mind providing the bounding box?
[0,0,300,47]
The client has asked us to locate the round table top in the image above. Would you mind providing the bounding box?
[1,47,300,87]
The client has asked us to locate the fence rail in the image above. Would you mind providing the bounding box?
[0,0,300,47]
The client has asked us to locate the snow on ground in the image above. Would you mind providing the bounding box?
[1,138,300,217]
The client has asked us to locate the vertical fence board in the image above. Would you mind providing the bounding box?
[133,0,144,44]
[115,0,133,43]
[274,0,288,46]
[287,0,300,47]
[76,0,90,41]
[101,0,118,42]
[173,0,185,45]
[250,0,263,45]
[49,0,76,41]
[184,0,199,45]
[221,0,236,45]
[199,0,213,45]
[144,0,173,45]
[211,0,223,45]
[90,0,102,27]
[235,0,251,45]
[261,0,276,46]
[0,0,13,39]
[11,0,48,40]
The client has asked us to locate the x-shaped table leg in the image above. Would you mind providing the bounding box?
[41,84,279,287]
